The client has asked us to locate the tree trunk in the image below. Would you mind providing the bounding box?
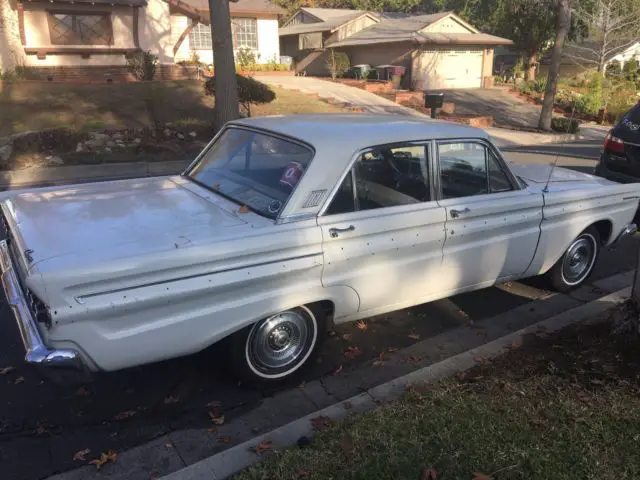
[526,54,537,81]
[538,0,572,131]
[209,0,240,130]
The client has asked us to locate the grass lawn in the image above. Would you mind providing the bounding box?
[237,310,640,480]
[0,80,346,136]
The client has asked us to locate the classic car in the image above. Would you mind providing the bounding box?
[1,114,638,387]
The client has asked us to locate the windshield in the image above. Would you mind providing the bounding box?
[187,127,314,218]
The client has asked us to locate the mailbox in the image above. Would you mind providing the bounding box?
[424,93,445,118]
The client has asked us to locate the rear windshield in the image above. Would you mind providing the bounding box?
[620,102,640,132]
[187,127,314,219]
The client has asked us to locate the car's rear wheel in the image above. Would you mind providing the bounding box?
[228,305,325,387]
[548,226,600,293]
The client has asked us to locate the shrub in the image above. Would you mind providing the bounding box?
[126,50,158,81]
[583,71,604,115]
[606,60,622,77]
[204,75,275,117]
[532,77,547,93]
[623,57,640,85]
[607,83,639,123]
[517,80,533,94]
[236,48,258,71]
[326,49,350,79]
[551,117,581,133]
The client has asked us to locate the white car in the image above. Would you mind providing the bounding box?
[1,115,638,386]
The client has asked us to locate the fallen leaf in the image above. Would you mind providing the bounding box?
[355,320,368,331]
[36,426,46,436]
[590,379,604,386]
[208,411,225,425]
[343,346,361,360]
[311,415,333,431]
[0,366,15,375]
[408,333,421,340]
[75,386,90,397]
[339,434,354,454]
[218,436,233,444]
[333,364,343,376]
[472,473,493,480]
[14,376,24,385]
[164,396,180,405]
[206,400,222,408]
[378,351,385,362]
[254,440,273,455]
[114,410,136,420]
[420,468,438,480]
[207,428,217,433]
[509,340,521,350]
[341,333,352,341]
[165,443,173,449]
[386,347,398,353]
[297,381,306,388]
[238,205,250,214]
[373,360,384,367]
[89,450,117,470]
[72,449,91,461]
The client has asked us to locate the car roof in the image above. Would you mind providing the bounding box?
[229,114,488,151]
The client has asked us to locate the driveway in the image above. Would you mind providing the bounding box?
[429,87,542,129]
[254,76,424,117]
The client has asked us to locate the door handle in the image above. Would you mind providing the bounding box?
[450,208,470,218]
[329,225,355,238]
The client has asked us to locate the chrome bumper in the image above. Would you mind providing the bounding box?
[0,240,88,379]
[613,223,638,244]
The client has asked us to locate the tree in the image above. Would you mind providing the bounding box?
[539,0,572,131]
[205,75,276,117]
[209,0,240,130]
[570,0,640,74]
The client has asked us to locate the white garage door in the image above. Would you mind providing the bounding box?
[414,49,484,90]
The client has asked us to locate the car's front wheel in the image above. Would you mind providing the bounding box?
[228,305,325,387]
[547,226,600,293]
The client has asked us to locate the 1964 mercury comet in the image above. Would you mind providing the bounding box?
[1,115,638,386]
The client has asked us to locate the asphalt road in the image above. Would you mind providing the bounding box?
[0,144,637,480]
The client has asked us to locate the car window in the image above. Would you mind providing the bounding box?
[439,142,488,199]
[488,150,514,193]
[325,144,430,214]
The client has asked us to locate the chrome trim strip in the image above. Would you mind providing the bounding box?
[0,240,85,371]
[613,223,637,244]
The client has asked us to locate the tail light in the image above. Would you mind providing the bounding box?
[604,132,625,154]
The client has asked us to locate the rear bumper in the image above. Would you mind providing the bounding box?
[0,240,90,382]
[595,154,640,184]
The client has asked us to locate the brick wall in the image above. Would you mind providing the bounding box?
[24,64,204,82]
[0,1,26,71]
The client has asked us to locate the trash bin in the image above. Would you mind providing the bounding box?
[352,64,371,80]
[390,65,406,89]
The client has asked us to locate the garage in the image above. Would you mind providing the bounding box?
[412,48,484,90]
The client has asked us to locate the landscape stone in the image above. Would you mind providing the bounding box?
[189,131,197,138]
[176,133,185,140]
[0,144,13,163]
[88,132,109,143]
[106,141,116,147]
[164,128,172,137]
[105,147,112,153]
[47,156,64,165]
[76,142,84,153]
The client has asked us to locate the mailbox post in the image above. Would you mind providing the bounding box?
[424,93,445,119]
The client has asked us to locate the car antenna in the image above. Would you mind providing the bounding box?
[542,99,578,193]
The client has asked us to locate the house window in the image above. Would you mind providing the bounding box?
[232,18,258,50]
[48,12,113,46]
[189,23,212,50]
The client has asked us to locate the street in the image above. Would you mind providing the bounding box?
[0,139,637,480]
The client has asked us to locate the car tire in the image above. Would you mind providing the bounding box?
[228,305,326,388]
[547,226,600,293]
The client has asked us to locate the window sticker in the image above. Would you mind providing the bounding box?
[280,161,304,188]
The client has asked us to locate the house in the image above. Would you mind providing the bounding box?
[279,8,513,90]
[0,0,283,81]
[607,41,640,71]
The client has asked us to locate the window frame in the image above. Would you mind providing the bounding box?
[189,22,212,50]
[47,10,114,46]
[434,138,521,201]
[319,140,435,217]
[232,17,259,51]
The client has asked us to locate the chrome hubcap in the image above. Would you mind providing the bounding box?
[562,236,595,284]
[248,310,311,372]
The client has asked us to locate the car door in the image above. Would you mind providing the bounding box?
[436,139,543,292]
[318,142,447,316]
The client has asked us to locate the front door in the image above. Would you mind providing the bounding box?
[436,140,543,292]
[318,143,447,315]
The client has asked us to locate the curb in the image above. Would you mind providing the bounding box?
[159,286,631,480]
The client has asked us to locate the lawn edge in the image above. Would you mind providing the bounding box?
[159,286,631,480]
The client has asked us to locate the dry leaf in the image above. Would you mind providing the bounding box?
[420,468,438,480]
[0,366,15,375]
[206,400,222,408]
[355,320,368,331]
[114,410,136,420]
[341,333,352,341]
[373,360,384,367]
[344,346,362,360]
[509,340,521,350]
[208,411,225,425]
[238,205,250,214]
[207,427,217,433]
[36,426,46,436]
[164,396,180,405]
[472,473,493,480]
[218,436,233,444]
[75,386,90,397]
[333,364,343,376]
[72,449,91,461]
[311,415,333,431]
[386,347,398,353]
[254,440,273,455]
[378,351,385,362]
[14,376,24,385]
[408,333,421,340]
[89,450,117,470]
